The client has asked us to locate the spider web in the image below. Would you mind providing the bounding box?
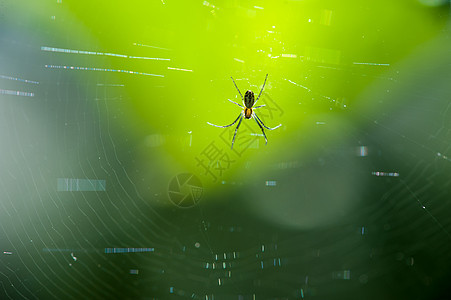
[1,1,451,300]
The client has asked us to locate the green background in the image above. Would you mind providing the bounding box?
[1,0,451,299]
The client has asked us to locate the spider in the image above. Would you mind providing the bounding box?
[207,74,281,149]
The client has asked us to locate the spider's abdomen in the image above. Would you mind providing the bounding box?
[244,108,252,119]
[244,90,255,108]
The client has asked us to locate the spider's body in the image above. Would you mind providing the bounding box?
[244,90,254,119]
[244,90,255,108]
[207,74,281,149]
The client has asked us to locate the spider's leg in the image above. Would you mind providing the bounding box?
[253,104,266,109]
[253,115,268,145]
[231,114,243,149]
[255,74,268,105]
[207,112,242,128]
[254,112,281,130]
[228,99,244,108]
[230,77,244,101]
